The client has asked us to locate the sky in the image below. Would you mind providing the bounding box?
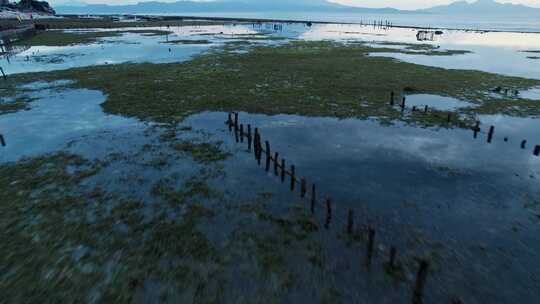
[47,0,540,10]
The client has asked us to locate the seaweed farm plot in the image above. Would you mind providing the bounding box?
[184,111,540,304]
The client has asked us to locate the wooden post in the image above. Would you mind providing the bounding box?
[413,260,430,302]
[281,159,286,182]
[521,140,527,149]
[473,121,480,139]
[324,197,332,229]
[274,152,279,176]
[487,126,495,143]
[534,145,540,156]
[265,141,271,172]
[311,184,316,214]
[254,128,259,161]
[347,209,354,234]
[247,124,252,151]
[424,105,428,113]
[367,228,375,265]
[300,178,306,198]
[290,165,295,192]
[256,134,262,165]
[234,112,239,133]
[235,126,239,143]
[240,124,244,142]
[390,91,395,105]
[412,106,416,112]
[0,134,5,147]
[389,247,397,270]
[401,97,406,111]
[0,67,6,81]
[447,113,451,123]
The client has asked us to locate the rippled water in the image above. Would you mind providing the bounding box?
[186,110,540,304]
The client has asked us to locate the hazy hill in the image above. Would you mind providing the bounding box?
[420,0,539,15]
[55,0,402,15]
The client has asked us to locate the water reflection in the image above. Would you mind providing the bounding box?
[404,94,476,111]
[2,22,540,81]
[186,111,540,303]
[0,82,143,163]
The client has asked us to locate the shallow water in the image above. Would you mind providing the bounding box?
[2,22,540,81]
[185,111,540,304]
[404,94,475,111]
[0,83,144,162]
[519,86,540,100]
[300,24,540,80]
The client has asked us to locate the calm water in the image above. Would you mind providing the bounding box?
[186,111,540,304]
[160,12,540,33]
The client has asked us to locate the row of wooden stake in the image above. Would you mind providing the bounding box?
[390,92,540,156]
[227,112,430,303]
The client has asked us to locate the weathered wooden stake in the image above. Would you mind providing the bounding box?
[247,124,252,151]
[0,67,6,81]
[300,177,306,198]
[521,140,527,149]
[290,165,296,192]
[0,134,5,147]
[234,127,239,143]
[240,124,244,142]
[367,228,375,265]
[534,145,540,156]
[234,112,239,132]
[265,141,271,172]
[281,159,286,182]
[473,121,480,138]
[413,260,430,303]
[274,152,279,175]
[256,134,262,165]
[487,126,495,143]
[390,91,395,105]
[254,128,259,161]
[324,197,332,229]
[447,113,451,123]
[424,105,428,113]
[401,97,406,111]
[347,209,354,234]
[412,106,416,112]
[310,184,316,214]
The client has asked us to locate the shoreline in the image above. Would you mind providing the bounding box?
[1,14,539,35]
[57,14,540,34]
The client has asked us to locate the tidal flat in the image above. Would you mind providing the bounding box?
[1,19,540,303]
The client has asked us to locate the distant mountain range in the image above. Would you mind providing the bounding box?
[55,0,540,16]
[420,0,539,15]
[54,0,401,14]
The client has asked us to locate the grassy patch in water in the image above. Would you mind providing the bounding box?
[8,40,540,125]
[0,96,38,115]
[172,141,231,163]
